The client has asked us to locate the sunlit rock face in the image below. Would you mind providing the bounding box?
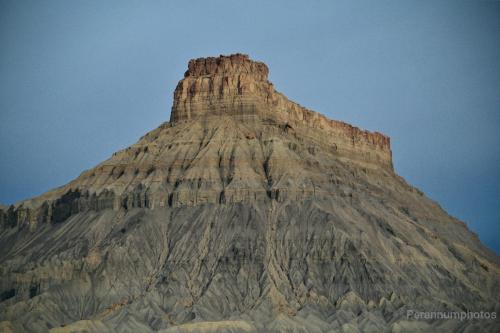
[171,54,392,169]
[0,55,498,333]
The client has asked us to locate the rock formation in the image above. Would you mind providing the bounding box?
[171,54,391,169]
[0,54,498,333]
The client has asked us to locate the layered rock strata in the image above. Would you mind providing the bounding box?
[0,55,498,333]
[2,54,394,229]
[171,54,391,169]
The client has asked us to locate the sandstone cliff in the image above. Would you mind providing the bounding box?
[171,54,391,168]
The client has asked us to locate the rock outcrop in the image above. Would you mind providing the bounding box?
[172,54,391,168]
[0,55,498,333]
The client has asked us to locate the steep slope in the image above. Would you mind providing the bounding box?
[0,54,498,333]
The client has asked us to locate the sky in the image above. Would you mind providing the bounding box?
[0,0,499,253]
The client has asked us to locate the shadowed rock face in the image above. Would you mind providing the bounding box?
[0,55,499,333]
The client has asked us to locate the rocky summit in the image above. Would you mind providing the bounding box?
[0,54,498,333]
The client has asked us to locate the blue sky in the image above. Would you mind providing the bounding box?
[1,0,499,253]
